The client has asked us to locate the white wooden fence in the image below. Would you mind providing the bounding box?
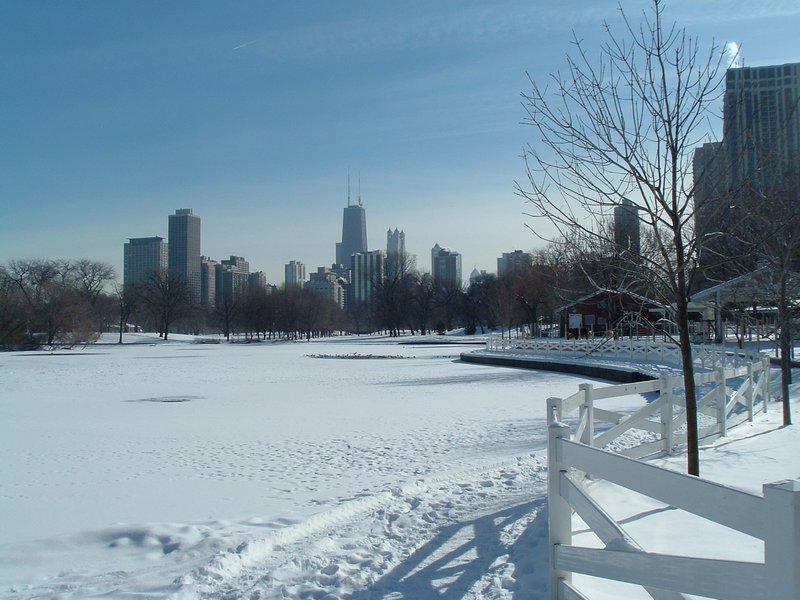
[487,335,762,372]
[545,354,800,599]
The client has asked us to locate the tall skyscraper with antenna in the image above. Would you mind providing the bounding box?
[335,173,368,267]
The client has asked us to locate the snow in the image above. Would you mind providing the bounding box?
[0,333,797,599]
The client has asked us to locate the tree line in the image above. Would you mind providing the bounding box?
[1,249,592,348]
[4,230,689,352]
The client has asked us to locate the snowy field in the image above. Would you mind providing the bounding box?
[1,334,798,599]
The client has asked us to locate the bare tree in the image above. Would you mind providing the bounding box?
[747,164,800,426]
[517,0,725,475]
[373,252,418,336]
[411,273,436,336]
[0,265,29,348]
[4,259,97,346]
[465,272,500,334]
[113,283,139,344]
[139,270,194,340]
[434,281,465,333]
[73,259,115,306]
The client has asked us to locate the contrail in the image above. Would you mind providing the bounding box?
[233,38,260,51]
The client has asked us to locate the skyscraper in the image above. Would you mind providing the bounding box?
[168,208,201,302]
[215,256,250,305]
[285,260,306,288]
[694,62,800,274]
[123,236,167,286]
[335,179,367,267]
[613,199,640,257]
[693,141,728,267]
[386,228,405,257]
[431,243,462,287]
[200,256,218,307]
[248,271,268,293]
[351,250,384,304]
[497,250,532,277]
[723,62,800,187]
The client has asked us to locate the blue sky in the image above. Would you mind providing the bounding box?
[2,1,799,284]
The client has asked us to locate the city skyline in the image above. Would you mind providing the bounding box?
[2,2,799,283]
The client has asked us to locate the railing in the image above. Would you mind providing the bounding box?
[547,357,771,460]
[487,334,761,372]
[549,425,799,599]
[545,355,800,599]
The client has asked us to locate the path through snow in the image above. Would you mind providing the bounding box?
[176,453,550,600]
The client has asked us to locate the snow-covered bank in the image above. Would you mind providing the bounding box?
[1,335,797,599]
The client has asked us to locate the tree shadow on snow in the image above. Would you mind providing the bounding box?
[351,498,549,600]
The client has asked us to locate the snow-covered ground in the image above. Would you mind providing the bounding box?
[0,334,797,599]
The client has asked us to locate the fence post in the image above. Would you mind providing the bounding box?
[746,362,755,422]
[763,480,800,599]
[547,397,563,425]
[660,375,674,455]
[548,421,573,599]
[716,368,728,437]
[578,383,594,447]
[763,357,771,410]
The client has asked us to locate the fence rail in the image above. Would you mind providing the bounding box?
[542,345,799,599]
[487,335,762,372]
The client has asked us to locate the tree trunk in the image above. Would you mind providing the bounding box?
[675,295,700,476]
[779,275,793,426]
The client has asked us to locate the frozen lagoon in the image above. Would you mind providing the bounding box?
[0,334,596,598]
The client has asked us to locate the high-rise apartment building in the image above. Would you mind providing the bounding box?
[351,250,384,304]
[200,256,218,307]
[305,266,345,308]
[431,243,462,287]
[497,250,532,277]
[694,62,800,274]
[216,256,250,304]
[168,208,201,302]
[724,62,800,187]
[613,199,640,257]
[123,236,168,286]
[248,271,268,293]
[693,141,728,266]
[285,260,306,288]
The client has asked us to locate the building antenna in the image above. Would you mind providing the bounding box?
[358,171,362,206]
[347,168,351,207]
